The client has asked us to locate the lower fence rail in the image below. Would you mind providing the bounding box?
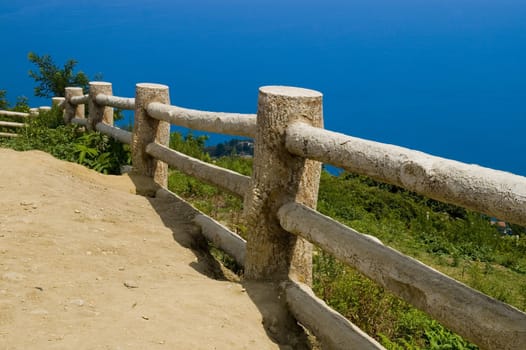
[145,142,250,197]
[285,280,385,350]
[0,121,25,128]
[277,202,526,350]
[95,123,132,144]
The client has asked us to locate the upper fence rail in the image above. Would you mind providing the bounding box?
[286,122,526,227]
[147,102,256,138]
[95,94,135,110]
[70,94,89,105]
[54,81,526,350]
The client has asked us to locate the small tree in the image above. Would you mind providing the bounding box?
[0,90,30,112]
[0,89,8,110]
[28,52,90,98]
[12,96,30,113]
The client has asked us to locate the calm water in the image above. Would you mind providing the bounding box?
[1,0,525,175]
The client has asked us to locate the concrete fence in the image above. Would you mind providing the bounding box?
[0,104,56,138]
[48,81,526,349]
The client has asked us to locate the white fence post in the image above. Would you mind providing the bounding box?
[52,97,65,108]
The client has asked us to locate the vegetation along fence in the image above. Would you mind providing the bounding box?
[37,81,526,349]
[0,108,37,138]
[0,98,68,138]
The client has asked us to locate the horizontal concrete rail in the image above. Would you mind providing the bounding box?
[95,123,132,145]
[278,202,526,350]
[284,280,385,350]
[0,110,30,118]
[0,132,18,138]
[156,187,246,266]
[147,102,256,138]
[71,118,89,127]
[145,142,250,198]
[95,94,135,110]
[0,121,25,128]
[286,123,526,227]
[193,215,246,266]
[70,94,89,105]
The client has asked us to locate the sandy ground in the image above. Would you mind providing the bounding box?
[0,149,281,350]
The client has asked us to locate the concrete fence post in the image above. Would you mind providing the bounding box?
[29,108,39,117]
[52,97,65,108]
[242,86,323,347]
[244,86,323,284]
[88,81,113,129]
[64,87,85,123]
[131,83,170,188]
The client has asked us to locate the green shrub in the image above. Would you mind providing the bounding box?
[72,132,130,174]
[1,106,130,174]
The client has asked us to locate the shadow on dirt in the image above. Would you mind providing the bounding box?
[127,173,229,281]
[127,173,315,349]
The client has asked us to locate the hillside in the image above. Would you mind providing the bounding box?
[2,112,525,348]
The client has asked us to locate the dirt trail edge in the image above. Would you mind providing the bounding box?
[0,149,280,350]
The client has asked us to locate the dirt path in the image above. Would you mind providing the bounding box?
[0,149,280,349]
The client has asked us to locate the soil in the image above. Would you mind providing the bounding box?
[0,149,281,349]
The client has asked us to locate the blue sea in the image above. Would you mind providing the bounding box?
[1,0,525,175]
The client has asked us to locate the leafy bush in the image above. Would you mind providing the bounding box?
[0,106,130,174]
[73,132,130,174]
